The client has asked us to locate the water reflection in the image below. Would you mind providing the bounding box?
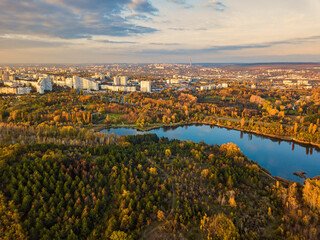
[102,124,320,181]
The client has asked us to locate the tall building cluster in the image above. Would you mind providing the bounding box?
[53,76,100,91]
[0,66,157,95]
[0,74,52,95]
[100,76,136,92]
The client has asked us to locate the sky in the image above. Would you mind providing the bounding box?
[0,0,320,64]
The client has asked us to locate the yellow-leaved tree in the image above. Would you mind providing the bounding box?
[303,179,320,212]
[200,213,239,240]
[0,192,26,240]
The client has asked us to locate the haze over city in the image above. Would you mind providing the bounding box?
[1,0,320,63]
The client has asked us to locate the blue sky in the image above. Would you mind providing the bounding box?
[0,0,320,63]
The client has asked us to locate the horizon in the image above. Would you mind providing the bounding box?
[1,62,320,66]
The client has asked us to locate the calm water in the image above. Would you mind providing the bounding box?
[101,124,320,182]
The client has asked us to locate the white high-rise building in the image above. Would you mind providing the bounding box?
[73,76,82,90]
[120,76,128,86]
[114,76,128,86]
[65,76,99,91]
[66,77,74,88]
[114,76,121,86]
[141,81,151,93]
[36,76,53,94]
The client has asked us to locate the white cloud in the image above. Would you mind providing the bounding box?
[201,0,226,11]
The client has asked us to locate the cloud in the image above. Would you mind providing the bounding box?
[141,35,320,55]
[169,27,187,31]
[0,36,68,49]
[125,12,153,21]
[202,0,226,12]
[168,0,185,3]
[127,0,158,13]
[142,44,269,55]
[270,35,320,45]
[97,40,137,44]
[169,27,208,31]
[167,0,193,9]
[150,42,180,46]
[0,0,158,39]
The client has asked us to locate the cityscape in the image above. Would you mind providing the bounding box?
[1,0,320,240]
[1,63,319,95]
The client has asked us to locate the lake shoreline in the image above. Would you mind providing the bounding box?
[97,121,320,182]
[95,121,320,150]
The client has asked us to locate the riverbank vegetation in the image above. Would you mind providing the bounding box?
[1,134,320,239]
[1,87,319,145]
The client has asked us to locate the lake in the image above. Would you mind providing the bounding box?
[101,124,320,182]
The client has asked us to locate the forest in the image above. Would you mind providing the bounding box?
[1,134,320,239]
[1,87,320,239]
[1,86,320,145]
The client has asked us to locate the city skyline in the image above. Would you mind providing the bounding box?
[0,0,320,63]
